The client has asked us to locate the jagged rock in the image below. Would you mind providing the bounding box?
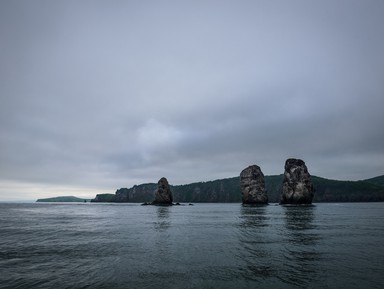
[280,158,314,204]
[152,177,173,205]
[240,165,268,205]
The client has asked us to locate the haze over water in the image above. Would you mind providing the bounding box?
[1,202,383,288]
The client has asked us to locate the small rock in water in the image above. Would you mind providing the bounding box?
[240,165,268,205]
[280,158,314,204]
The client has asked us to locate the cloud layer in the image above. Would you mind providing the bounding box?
[1,0,384,200]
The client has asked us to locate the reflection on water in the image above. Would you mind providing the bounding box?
[283,205,315,231]
[237,206,278,282]
[154,206,171,231]
[236,205,323,288]
[153,206,172,264]
[239,206,268,228]
[280,205,323,287]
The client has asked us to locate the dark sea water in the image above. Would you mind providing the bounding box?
[0,202,384,289]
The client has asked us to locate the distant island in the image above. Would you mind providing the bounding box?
[36,196,89,202]
[91,174,384,203]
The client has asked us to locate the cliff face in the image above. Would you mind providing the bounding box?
[119,184,156,202]
[172,177,241,202]
[92,193,116,202]
[115,188,128,202]
[92,184,156,203]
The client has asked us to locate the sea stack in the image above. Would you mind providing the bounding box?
[280,158,314,204]
[240,165,268,205]
[152,177,173,205]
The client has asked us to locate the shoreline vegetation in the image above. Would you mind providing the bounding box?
[36,174,384,203]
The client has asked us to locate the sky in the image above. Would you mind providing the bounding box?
[1,0,384,201]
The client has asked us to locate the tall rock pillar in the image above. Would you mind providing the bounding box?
[240,165,268,205]
[153,177,173,205]
[280,158,314,204]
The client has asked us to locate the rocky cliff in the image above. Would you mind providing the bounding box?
[92,184,156,203]
[172,177,240,202]
[115,184,157,202]
[92,193,116,202]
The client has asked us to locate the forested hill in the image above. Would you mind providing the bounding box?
[92,174,384,203]
[363,175,384,187]
[311,176,384,202]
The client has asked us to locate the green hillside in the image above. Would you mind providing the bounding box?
[36,196,88,202]
[363,175,384,186]
[311,176,384,202]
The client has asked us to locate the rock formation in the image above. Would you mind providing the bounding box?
[152,177,173,205]
[280,158,314,204]
[240,165,268,205]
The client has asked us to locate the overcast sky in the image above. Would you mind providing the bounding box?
[1,0,384,200]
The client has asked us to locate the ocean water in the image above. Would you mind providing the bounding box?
[0,203,383,289]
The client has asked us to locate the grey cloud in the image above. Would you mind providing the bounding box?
[1,0,384,199]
